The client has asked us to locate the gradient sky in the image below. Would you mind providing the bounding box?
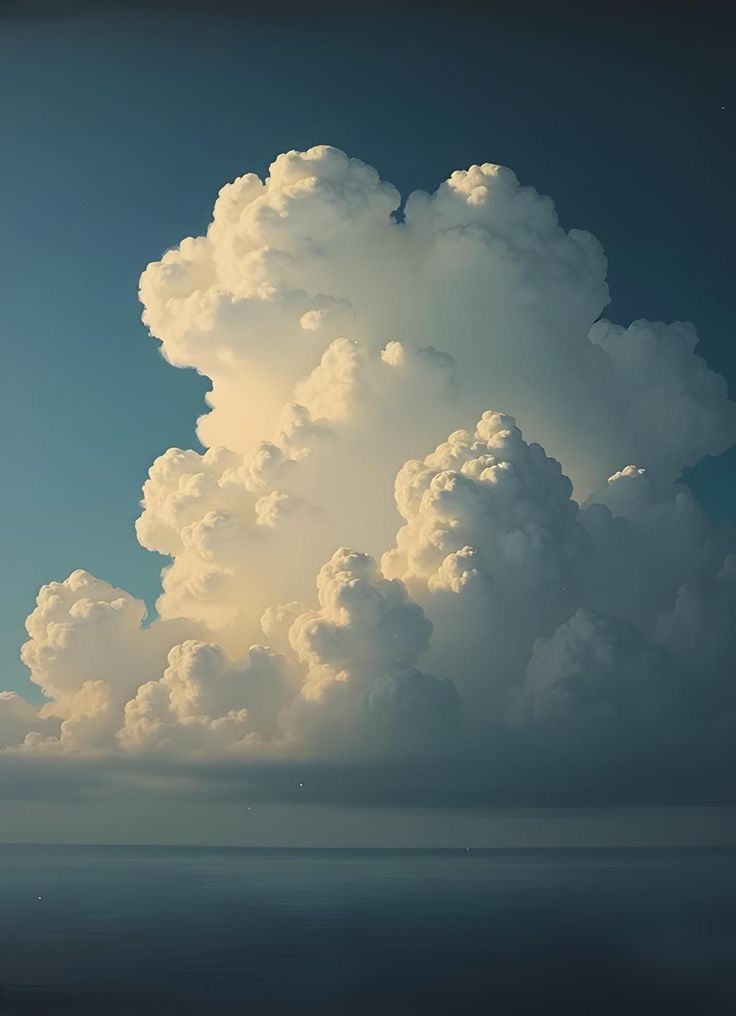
[2,0,734,698]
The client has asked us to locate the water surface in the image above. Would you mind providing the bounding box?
[0,845,734,1014]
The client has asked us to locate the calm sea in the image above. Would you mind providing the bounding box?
[0,845,734,1014]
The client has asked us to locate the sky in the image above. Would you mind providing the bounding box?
[1,0,735,844]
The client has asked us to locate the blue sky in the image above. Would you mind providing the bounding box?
[1,0,734,699]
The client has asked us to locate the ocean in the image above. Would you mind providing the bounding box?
[0,845,734,1014]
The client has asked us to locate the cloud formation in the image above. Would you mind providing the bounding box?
[7,145,736,805]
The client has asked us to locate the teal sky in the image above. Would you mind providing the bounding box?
[1,0,734,699]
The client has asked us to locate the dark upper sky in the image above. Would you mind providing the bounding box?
[1,0,734,697]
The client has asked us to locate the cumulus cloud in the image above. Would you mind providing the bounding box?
[656,555,736,686]
[0,692,51,750]
[511,608,669,733]
[5,145,736,806]
[279,548,459,758]
[118,640,294,756]
[383,410,585,594]
[19,570,203,751]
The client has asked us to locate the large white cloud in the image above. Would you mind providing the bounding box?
[5,146,736,805]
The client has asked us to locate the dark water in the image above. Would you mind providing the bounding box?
[0,846,735,1015]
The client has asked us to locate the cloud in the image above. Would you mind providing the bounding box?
[5,145,736,807]
[512,608,669,732]
[279,548,458,759]
[19,570,198,750]
[656,554,736,686]
[118,640,294,756]
[0,692,50,750]
[383,410,586,594]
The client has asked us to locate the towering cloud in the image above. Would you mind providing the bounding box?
[7,146,736,804]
